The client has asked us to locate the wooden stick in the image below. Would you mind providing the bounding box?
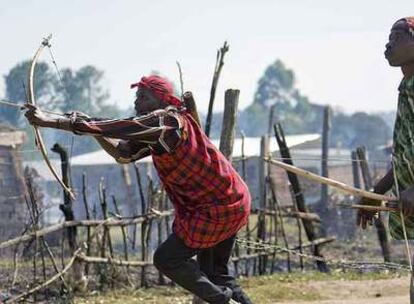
[290,237,336,250]
[81,173,92,275]
[183,91,202,127]
[351,204,397,212]
[6,249,81,303]
[273,124,327,272]
[269,174,291,272]
[77,254,151,267]
[112,196,129,262]
[205,41,229,137]
[219,89,240,160]
[0,99,64,116]
[264,157,398,202]
[283,211,321,223]
[0,211,174,250]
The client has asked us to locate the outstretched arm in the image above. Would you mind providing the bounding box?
[24,108,131,162]
[24,105,180,161]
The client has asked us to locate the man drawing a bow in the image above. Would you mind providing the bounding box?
[25,75,253,304]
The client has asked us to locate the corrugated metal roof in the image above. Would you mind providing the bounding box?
[68,133,320,166]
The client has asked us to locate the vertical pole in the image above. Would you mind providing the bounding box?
[257,135,269,274]
[205,41,229,137]
[320,106,331,208]
[356,147,391,262]
[274,123,329,272]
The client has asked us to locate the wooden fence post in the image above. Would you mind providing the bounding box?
[219,89,239,160]
[257,135,269,274]
[51,143,86,289]
[320,106,331,210]
[273,123,329,272]
[356,147,391,262]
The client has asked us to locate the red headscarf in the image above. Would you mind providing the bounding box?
[130,75,181,107]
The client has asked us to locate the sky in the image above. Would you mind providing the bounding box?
[0,0,412,114]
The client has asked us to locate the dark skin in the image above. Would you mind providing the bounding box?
[357,19,414,228]
[25,88,168,162]
[385,19,414,67]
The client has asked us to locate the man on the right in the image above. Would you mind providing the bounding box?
[357,17,414,239]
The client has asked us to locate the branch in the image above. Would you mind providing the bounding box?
[5,249,81,303]
[0,210,173,250]
[205,41,229,137]
[77,254,152,267]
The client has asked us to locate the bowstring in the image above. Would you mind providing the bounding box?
[392,155,413,271]
[46,42,76,169]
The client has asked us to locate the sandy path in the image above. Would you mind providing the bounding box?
[277,276,410,304]
[277,296,409,304]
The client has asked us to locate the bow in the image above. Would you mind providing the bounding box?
[263,157,398,211]
[27,35,75,200]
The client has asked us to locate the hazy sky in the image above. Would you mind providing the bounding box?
[0,0,412,114]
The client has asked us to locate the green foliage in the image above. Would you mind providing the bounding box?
[238,59,392,150]
[52,65,122,156]
[254,60,294,107]
[55,65,113,116]
[2,60,125,157]
[331,112,391,149]
[1,60,55,127]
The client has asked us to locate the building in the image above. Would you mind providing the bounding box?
[25,134,322,223]
[0,129,27,243]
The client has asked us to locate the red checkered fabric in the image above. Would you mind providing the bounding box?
[152,113,251,248]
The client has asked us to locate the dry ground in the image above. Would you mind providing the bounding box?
[277,276,409,304]
[75,271,411,304]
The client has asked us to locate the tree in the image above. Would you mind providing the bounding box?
[55,66,111,115]
[240,59,322,136]
[52,65,123,155]
[2,60,55,127]
[236,59,392,150]
[331,112,391,150]
[254,60,295,107]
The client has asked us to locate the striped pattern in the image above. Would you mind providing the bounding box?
[390,75,414,239]
[71,108,182,159]
[152,113,251,248]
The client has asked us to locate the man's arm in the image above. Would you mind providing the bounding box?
[28,115,128,162]
[94,137,125,163]
[53,119,151,163]
[25,106,179,161]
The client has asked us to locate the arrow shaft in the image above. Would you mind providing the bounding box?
[0,99,64,116]
[264,157,398,203]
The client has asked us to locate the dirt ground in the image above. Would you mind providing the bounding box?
[277,276,410,304]
[74,273,411,304]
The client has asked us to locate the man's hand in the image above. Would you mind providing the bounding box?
[356,196,380,229]
[64,111,90,120]
[400,187,414,216]
[24,104,51,127]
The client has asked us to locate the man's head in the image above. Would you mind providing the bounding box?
[131,75,181,115]
[385,17,414,67]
